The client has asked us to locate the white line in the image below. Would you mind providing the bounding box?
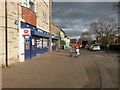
[105,55,114,60]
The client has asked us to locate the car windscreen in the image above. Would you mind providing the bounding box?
[93,45,99,46]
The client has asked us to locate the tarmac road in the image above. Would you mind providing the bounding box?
[80,49,118,88]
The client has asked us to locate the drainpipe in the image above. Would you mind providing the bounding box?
[5,0,8,66]
[48,0,52,52]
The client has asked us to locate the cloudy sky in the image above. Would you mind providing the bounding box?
[52,2,118,39]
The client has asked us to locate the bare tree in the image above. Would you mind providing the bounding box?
[81,31,92,41]
[90,17,117,46]
[113,2,120,36]
[112,2,120,9]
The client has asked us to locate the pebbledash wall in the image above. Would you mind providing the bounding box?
[0,0,53,66]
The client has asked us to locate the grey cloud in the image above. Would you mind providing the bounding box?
[52,2,118,38]
[64,29,82,37]
[53,2,117,18]
[52,0,119,2]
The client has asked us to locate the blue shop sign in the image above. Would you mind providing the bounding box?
[31,30,50,38]
[21,21,50,38]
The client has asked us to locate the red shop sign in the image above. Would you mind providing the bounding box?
[22,29,31,36]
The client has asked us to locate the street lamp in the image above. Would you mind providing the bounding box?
[117,1,120,36]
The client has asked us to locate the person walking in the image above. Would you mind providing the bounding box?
[69,46,73,57]
[106,44,109,53]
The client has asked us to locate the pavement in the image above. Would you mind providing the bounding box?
[2,49,90,88]
[2,49,118,88]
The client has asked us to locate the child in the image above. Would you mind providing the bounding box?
[75,46,80,58]
[69,46,73,57]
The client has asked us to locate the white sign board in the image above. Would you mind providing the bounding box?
[21,28,31,36]
[19,28,30,62]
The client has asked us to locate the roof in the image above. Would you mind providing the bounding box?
[52,23,67,36]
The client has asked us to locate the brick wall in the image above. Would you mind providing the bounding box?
[22,7,36,26]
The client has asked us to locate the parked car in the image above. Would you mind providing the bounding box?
[89,44,100,51]
[85,44,88,49]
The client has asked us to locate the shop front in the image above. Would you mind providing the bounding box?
[21,21,50,60]
[52,35,59,51]
[24,36,36,60]
[60,37,67,49]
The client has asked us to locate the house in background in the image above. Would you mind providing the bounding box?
[51,23,61,50]
[60,29,67,49]
[113,36,120,45]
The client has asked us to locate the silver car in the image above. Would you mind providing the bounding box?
[89,44,100,51]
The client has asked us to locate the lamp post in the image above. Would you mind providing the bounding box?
[118,1,120,36]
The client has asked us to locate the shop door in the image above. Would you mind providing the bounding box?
[36,38,43,54]
[30,37,36,58]
[25,36,37,60]
[52,40,57,51]
[25,37,31,60]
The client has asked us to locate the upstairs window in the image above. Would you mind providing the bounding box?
[43,0,49,6]
[43,12,48,23]
[29,1,35,12]
[22,0,36,12]
[22,0,29,8]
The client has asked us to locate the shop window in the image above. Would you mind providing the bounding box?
[43,38,48,48]
[52,40,57,46]
[25,38,30,50]
[32,38,36,50]
[37,38,43,48]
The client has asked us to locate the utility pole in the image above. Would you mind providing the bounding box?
[5,0,8,66]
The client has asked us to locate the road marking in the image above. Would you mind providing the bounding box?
[96,54,114,59]
[95,54,104,58]
[95,52,115,60]
[104,55,114,60]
